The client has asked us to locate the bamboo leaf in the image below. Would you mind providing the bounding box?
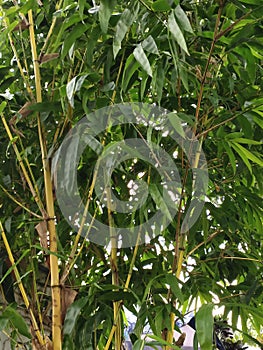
[0,101,7,114]
[174,5,193,33]
[61,23,88,59]
[196,303,214,350]
[99,0,116,33]
[230,142,252,174]
[121,54,140,92]
[168,11,189,55]
[231,142,263,166]
[63,297,88,335]
[168,112,185,138]
[113,7,138,58]
[149,184,173,221]
[222,141,237,173]
[166,274,184,304]
[230,138,262,145]
[142,35,159,55]
[151,0,171,12]
[66,76,77,108]
[133,44,153,77]
[133,339,146,350]
[3,306,31,339]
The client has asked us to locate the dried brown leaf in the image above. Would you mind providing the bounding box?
[13,19,30,31]
[35,221,49,249]
[39,53,59,64]
[61,287,78,323]
[175,332,186,347]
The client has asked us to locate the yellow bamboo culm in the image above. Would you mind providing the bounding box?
[0,221,46,347]
[28,9,62,350]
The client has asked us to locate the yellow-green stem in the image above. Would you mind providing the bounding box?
[0,221,46,347]
[28,9,61,350]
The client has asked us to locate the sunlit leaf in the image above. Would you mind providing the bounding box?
[174,5,193,33]
[168,11,189,55]
[133,44,153,77]
[142,35,159,55]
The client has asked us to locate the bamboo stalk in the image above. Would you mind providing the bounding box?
[28,9,61,350]
[0,221,46,347]
[165,3,226,347]
[106,183,122,349]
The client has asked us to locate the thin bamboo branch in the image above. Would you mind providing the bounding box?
[0,184,43,219]
[194,4,224,124]
[28,9,61,350]
[8,33,34,99]
[186,230,223,258]
[0,221,46,347]
[60,159,101,284]
[39,0,64,58]
[104,229,142,350]
[1,115,45,216]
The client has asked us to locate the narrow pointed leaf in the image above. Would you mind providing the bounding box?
[113,7,138,58]
[175,5,193,33]
[133,44,153,77]
[99,0,116,33]
[168,112,185,139]
[168,11,189,55]
[232,142,263,166]
[229,142,252,174]
[142,35,159,55]
[196,303,213,350]
[152,0,171,12]
[3,307,31,339]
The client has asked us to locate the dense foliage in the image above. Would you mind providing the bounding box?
[0,0,262,349]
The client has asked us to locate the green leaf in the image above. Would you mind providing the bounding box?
[133,44,153,77]
[142,35,159,55]
[239,0,258,3]
[28,101,62,113]
[152,0,171,12]
[230,138,262,145]
[133,339,146,350]
[66,76,77,108]
[153,61,165,104]
[168,112,186,138]
[149,184,173,221]
[113,6,138,58]
[147,334,182,349]
[99,0,116,33]
[61,23,88,59]
[195,303,214,350]
[231,142,263,167]
[229,142,252,174]
[166,274,184,304]
[63,297,88,335]
[121,54,140,92]
[174,5,193,33]
[0,317,9,331]
[222,141,236,174]
[3,306,31,339]
[0,101,7,114]
[168,11,189,55]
